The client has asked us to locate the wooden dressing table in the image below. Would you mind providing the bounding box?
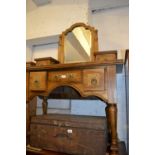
[26,23,124,155]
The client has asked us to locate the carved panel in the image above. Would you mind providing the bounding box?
[83,69,105,91]
[30,72,47,91]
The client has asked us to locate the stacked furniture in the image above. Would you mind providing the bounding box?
[26,23,124,155]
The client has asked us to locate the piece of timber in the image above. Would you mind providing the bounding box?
[27,61,123,71]
[30,114,108,155]
[27,141,127,155]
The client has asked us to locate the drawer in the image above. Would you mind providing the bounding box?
[48,70,82,83]
[35,57,59,66]
[30,72,47,91]
[83,69,105,91]
[95,51,117,62]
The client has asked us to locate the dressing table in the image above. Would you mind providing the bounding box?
[26,23,124,155]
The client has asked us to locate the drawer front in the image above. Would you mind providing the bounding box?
[96,53,116,62]
[83,69,105,91]
[48,70,82,83]
[30,124,107,155]
[36,60,51,66]
[30,72,47,91]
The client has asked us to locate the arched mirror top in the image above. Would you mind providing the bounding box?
[58,23,98,64]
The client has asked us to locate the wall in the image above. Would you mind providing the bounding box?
[91,6,129,51]
[26,45,33,61]
[26,0,89,40]
[116,67,127,146]
[91,7,129,146]
[27,6,129,61]
[32,43,58,60]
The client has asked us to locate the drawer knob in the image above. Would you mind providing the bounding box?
[34,80,39,83]
[91,78,97,86]
[54,74,67,79]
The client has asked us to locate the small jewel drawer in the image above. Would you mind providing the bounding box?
[94,51,117,63]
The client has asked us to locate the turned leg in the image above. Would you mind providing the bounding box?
[106,104,118,155]
[42,96,48,115]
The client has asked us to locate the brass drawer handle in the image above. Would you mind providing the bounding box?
[54,73,74,80]
[34,80,39,83]
[54,74,67,79]
[60,75,67,79]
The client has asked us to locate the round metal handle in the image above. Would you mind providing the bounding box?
[34,80,39,83]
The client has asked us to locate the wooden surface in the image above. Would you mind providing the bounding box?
[35,57,59,66]
[30,72,47,91]
[94,51,117,63]
[26,60,119,155]
[27,60,123,71]
[30,114,107,155]
[27,142,127,155]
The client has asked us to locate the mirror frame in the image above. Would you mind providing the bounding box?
[58,23,98,63]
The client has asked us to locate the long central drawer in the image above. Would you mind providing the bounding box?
[48,70,82,83]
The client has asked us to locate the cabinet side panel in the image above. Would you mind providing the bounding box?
[107,66,116,103]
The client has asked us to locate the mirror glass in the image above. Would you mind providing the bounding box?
[64,26,92,63]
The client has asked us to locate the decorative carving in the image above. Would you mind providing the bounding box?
[83,69,105,91]
[91,78,97,86]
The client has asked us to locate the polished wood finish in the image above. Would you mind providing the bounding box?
[35,57,59,66]
[106,104,118,155]
[27,60,123,71]
[94,51,117,63]
[30,72,47,91]
[48,70,82,83]
[27,61,36,67]
[58,23,98,63]
[83,69,105,91]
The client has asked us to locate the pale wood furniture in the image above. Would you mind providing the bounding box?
[26,23,124,155]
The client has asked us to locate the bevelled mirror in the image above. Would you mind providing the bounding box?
[58,23,98,63]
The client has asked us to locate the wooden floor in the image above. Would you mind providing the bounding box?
[27,142,127,155]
